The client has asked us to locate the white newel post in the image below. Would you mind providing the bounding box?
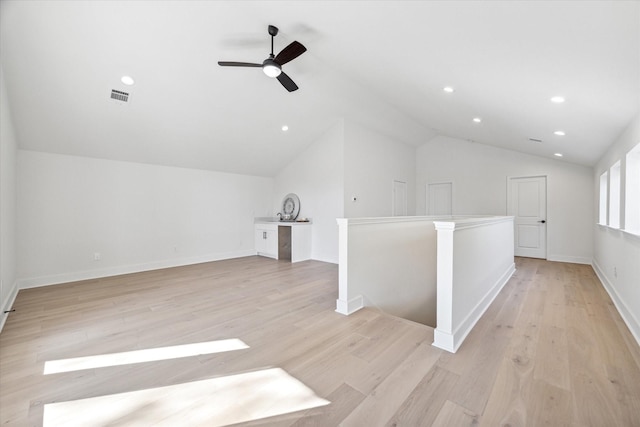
[432,221,456,352]
[335,218,363,315]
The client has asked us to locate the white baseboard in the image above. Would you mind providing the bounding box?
[547,254,592,265]
[592,259,640,347]
[0,282,19,333]
[311,254,338,265]
[335,295,364,315]
[17,249,257,290]
[433,262,516,353]
[432,329,456,353]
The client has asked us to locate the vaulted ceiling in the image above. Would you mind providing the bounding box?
[1,1,638,176]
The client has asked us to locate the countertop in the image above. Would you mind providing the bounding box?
[254,217,312,226]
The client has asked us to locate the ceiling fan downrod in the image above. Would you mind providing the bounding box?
[268,25,279,57]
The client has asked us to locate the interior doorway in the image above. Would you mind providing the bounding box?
[392,180,407,216]
[508,176,547,259]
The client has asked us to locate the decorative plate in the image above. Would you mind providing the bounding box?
[281,193,300,220]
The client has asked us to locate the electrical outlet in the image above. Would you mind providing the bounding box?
[94,252,101,261]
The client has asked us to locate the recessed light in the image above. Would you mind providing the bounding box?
[473,117,482,123]
[121,76,135,86]
[281,125,289,132]
[554,131,566,136]
[443,86,454,93]
[550,96,565,103]
[554,153,563,157]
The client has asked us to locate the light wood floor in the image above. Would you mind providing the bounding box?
[1,256,639,426]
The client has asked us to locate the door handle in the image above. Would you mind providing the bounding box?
[538,220,546,224]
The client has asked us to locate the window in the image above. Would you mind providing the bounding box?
[609,161,621,229]
[625,143,640,234]
[599,171,608,225]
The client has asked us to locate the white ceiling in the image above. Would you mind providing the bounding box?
[1,1,638,176]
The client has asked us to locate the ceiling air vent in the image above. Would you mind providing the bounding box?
[110,89,129,102]
[528,137,543,143]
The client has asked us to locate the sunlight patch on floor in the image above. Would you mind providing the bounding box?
[43,367,330,426]
[44,339,249,374]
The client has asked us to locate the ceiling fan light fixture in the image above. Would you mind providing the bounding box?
[263,61,282,78]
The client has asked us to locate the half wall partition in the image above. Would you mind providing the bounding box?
[336,215,514,353]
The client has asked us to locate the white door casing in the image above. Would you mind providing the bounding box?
[508,176,547,259]
[393,180,407,216]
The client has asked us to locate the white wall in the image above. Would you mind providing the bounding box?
[417,135,594,263]
[344,121,417,217]
[17,151,274,287]
[0,65,19,324]
[593,113,640,344]
[274,118,418,263]
[336,217,439,326]
[273,120,344,264]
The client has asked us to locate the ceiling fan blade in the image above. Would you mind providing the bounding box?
[218,61,262,67]
[274,41,307,65]
[277,72,299,92]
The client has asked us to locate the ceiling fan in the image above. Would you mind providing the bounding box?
[218,25,307,92]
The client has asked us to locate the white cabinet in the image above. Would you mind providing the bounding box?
[254,222,312,262]
[255,224,278,259]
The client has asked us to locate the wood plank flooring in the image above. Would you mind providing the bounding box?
[1,256,639,426]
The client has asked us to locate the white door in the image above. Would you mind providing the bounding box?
[392,180,407,216]
[427,182,452,215]
[508,176,547,258]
